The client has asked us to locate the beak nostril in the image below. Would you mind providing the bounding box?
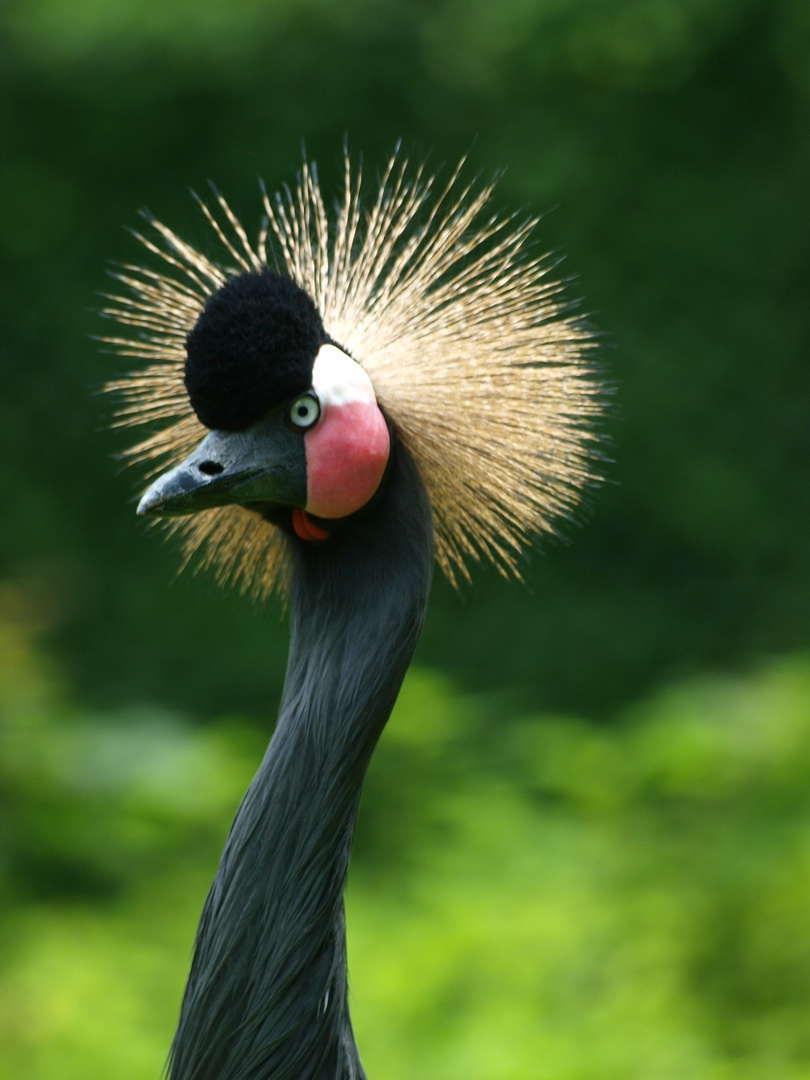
[199,460,225,476]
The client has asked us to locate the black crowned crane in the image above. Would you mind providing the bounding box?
[103,151,601,1080]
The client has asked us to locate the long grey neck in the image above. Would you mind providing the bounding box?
[169,443,434,1080]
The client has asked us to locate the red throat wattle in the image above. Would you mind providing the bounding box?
[291,509,330,542]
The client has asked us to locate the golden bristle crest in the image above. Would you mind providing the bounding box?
[104,151,601,597]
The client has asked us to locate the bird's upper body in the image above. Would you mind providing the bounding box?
[139,270,433,1080]
[108,153,600,1080]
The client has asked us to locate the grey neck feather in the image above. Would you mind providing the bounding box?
[169,442,434,1080]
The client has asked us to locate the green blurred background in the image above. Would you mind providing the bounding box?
[3,0,810,1076]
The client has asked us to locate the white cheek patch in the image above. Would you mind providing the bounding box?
[311,344,378,407]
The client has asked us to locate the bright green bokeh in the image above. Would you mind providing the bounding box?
[3,595,810,1078]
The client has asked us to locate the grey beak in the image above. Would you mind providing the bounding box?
[137,422,307,517]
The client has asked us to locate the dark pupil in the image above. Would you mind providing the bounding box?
[297,404,308,416]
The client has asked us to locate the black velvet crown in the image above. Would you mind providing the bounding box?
[185,270,327,431]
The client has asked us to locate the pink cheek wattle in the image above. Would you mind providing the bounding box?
[304,402,390,519]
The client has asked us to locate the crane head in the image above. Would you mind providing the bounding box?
[103,151,603,597]
[136,269,390,542]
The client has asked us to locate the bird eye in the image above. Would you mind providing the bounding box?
[289,393,321,429]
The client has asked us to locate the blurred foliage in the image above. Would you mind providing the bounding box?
[1,0,809,716]
[2,1,810,1075]
[4,594,810,1078]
